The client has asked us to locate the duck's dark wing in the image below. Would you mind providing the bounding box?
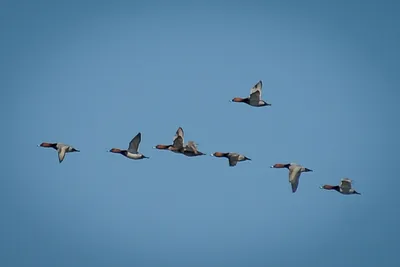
[249,80,262,103]
[172,127,184,149]
[228,155,238,166]
[128,132,141,153]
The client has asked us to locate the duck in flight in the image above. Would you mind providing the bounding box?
[38,142,80,163]
[270,163,313,193]
[231,80,271,107]
[211,152,251,166]
[109,132,149,160]
[182,141,206,157]
[154,127,205,156]
[153,127,185,153]
[320,178,361,195]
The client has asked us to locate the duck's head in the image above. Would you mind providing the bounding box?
[38,142,57,148]
[153,144,171,150]
[211,152,228,158]
[109,148,122,153]
[231,97,246,103]
[270,163,291,169]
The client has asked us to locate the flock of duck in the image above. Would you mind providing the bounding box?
[38,80,361,195]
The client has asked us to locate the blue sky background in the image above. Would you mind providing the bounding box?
[1,0,399,266]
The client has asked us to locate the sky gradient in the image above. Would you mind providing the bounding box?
[1,0,399,266]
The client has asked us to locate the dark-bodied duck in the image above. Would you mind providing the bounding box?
[38,142,80,163]
[153,127,186,153]
[270,163,313,193]
[210,152,251,166]
[231,80,271,107]
[320,178,361,195]
[109,132,149,160]
[153,127,205,156]
[182,141,206,157]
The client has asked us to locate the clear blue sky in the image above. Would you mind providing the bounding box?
[1,0,399,266]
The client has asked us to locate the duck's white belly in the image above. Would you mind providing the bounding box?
[126,152,142,159]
